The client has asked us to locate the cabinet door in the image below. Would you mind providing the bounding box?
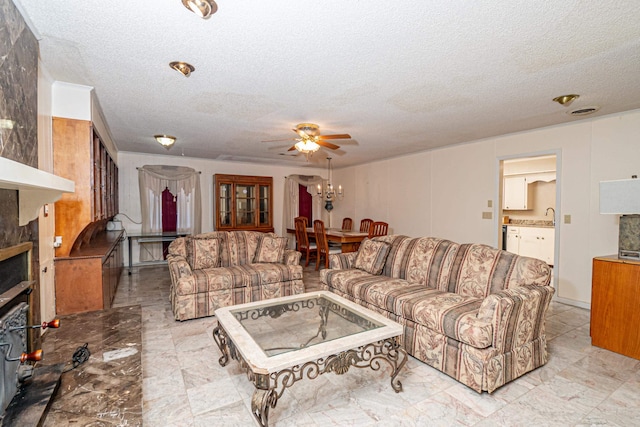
[218,183,232,227]
[259,184,270,227]
[506,227,520,254]
[503,176,528,210]
[538,228,555,265]
[235,184,256,227]
[518,228,540,260]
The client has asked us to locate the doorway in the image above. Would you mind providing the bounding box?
[498,153,560,287]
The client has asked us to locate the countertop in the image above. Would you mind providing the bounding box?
[505,220,554,228]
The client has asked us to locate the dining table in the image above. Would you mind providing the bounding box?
[286,227,369,253]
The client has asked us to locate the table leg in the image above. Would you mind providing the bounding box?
[251,385,278,427]
[212,324,230,366]
[128,236,133,275]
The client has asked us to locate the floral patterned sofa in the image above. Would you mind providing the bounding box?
[320,235,554,393]
[167,231,305,321]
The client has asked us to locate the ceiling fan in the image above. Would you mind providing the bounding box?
[263,123,351,156]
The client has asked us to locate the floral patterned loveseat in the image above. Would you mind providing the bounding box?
[167,231,305,321]
[320,235,554,393]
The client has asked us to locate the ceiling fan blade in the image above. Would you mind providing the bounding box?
[316,140,340,150]
[318,134,351,140]
[287,145,298,151]
[262,137,297,142]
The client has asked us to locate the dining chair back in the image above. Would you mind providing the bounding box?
[359,218,374,233]
[368,221,389,238]
[295,216,316,267]
[341,217,353,231]
[313,219,341,270]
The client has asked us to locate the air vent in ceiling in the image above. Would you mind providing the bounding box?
[568,106,600,116]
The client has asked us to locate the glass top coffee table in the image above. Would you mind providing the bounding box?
[213,290,407,426]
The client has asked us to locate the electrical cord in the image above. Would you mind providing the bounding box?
[62,343,90,373]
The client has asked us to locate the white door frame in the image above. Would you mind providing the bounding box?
[496,149,562,293]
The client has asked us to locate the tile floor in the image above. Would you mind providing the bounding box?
[113,265,640,426]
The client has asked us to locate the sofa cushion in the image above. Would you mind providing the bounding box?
[323,269,492,349]
[444,244,551,298]
[176,263,303,295]
[375,236,460,289]
[220,231,265,267]
[354,239,390,275]
[186,237,221,269]
[254,236,288,263]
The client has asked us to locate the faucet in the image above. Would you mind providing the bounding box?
[545,207,555,226]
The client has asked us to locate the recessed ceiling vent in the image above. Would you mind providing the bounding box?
[568,106,600,116]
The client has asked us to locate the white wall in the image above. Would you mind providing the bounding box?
[117,152,324,264]
[334,109,640,307]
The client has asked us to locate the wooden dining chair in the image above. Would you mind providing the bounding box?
[295,217,316,267]
[313,220,341,270]
[368,221,389,238]
[359,218,374,233]
[341,217,353,231]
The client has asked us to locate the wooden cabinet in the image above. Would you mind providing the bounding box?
[503,176,531,210]
[54,230,124,315]
[53,117,119,256]
[214,174,273,232]
[591,256,640,360]
[505,226,554,265]
[53,117,120,315]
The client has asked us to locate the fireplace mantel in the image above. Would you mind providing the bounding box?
[0,157,74,226]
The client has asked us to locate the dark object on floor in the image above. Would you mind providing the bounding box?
[72,343,90,369]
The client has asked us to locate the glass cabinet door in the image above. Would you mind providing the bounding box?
[259,185,270,226]
[219,183,232,226]
[236,184,256,226]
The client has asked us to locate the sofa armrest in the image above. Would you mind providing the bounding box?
[283,249,302,266]
[478,284,555,351]
[167,254,193,282]
[329,252,357,269]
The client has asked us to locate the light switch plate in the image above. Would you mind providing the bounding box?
[482,212,493,219]
[487,200,493,207]
[564,214,571,224]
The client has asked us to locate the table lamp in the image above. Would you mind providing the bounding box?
[599,176,640,260]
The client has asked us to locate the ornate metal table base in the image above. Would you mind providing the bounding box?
[213,324,407,427]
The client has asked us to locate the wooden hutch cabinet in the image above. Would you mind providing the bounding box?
[52,117,123,315]
[214,174,273,232]
[591,256,640,360]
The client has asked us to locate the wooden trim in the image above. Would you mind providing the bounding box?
[0,242,33,263]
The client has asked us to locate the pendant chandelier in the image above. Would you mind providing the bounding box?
[316,157,343,211]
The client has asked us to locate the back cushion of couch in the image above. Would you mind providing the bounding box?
[445,243,551,298]
[220,231,273,267]
[374,235,460,289]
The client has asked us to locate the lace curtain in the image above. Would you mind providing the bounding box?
[138,165,202,261]
[282,175,327,247]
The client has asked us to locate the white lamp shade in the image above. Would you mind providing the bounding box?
[600,178,640,214]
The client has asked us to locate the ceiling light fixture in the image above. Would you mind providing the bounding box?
[155,134,176,150]
[294,139,321,154]
[169,61,195,77]
[182,0,218,19]
[552,94,580,106]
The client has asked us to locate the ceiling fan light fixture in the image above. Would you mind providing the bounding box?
[294,139,320,154]
[295,123,320,137]
[155,134,176,149]
[169,61,195,77]
[552,94,580,106]
[182,0,218,19]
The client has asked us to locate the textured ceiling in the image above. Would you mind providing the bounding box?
[14,0,640,168]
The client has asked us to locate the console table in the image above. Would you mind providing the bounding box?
[591,255,640,360]
[127,232,187,274]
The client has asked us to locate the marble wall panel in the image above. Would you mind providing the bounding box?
[0,0,41,328]
[0,0,39,243]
